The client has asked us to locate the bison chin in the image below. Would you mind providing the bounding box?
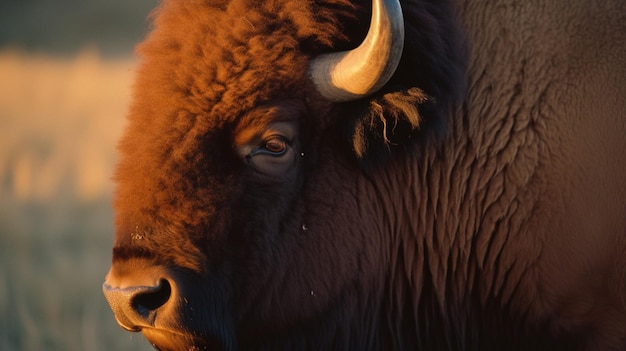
[141,328,222,351]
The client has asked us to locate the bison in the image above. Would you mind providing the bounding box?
[102,0,626,349]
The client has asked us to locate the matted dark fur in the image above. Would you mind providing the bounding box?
[105,0,626,350]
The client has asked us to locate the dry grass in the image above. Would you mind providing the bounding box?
[0,49,154,350]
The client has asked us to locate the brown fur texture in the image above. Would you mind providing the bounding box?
[105,0,626,350]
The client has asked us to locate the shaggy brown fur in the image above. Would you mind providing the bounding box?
[105,0,626,350]
[113,0,464,269]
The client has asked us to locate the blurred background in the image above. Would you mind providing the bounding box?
[1,0,158,349]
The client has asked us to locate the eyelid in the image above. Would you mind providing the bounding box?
[248,135,290,157]
[264,134,292,147]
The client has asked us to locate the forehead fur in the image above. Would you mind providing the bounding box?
[132,0,357,124]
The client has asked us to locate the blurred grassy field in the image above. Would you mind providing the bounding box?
[0,51,154,351]
[1,0,158,350]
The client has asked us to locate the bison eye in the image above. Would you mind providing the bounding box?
[235,119,298,176]
[249,136,290,157]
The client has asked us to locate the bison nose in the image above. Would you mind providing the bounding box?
[102,259,178,332]
[102,278,171,331]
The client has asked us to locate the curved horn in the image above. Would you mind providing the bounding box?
[309,0,405,102]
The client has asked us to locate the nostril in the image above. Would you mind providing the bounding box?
[131,279,171,318]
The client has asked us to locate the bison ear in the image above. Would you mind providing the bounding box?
[344,87,433,165]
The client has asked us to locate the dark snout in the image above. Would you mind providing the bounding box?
[102,258,177,332]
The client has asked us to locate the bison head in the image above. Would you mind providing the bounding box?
[103,0,464,349]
